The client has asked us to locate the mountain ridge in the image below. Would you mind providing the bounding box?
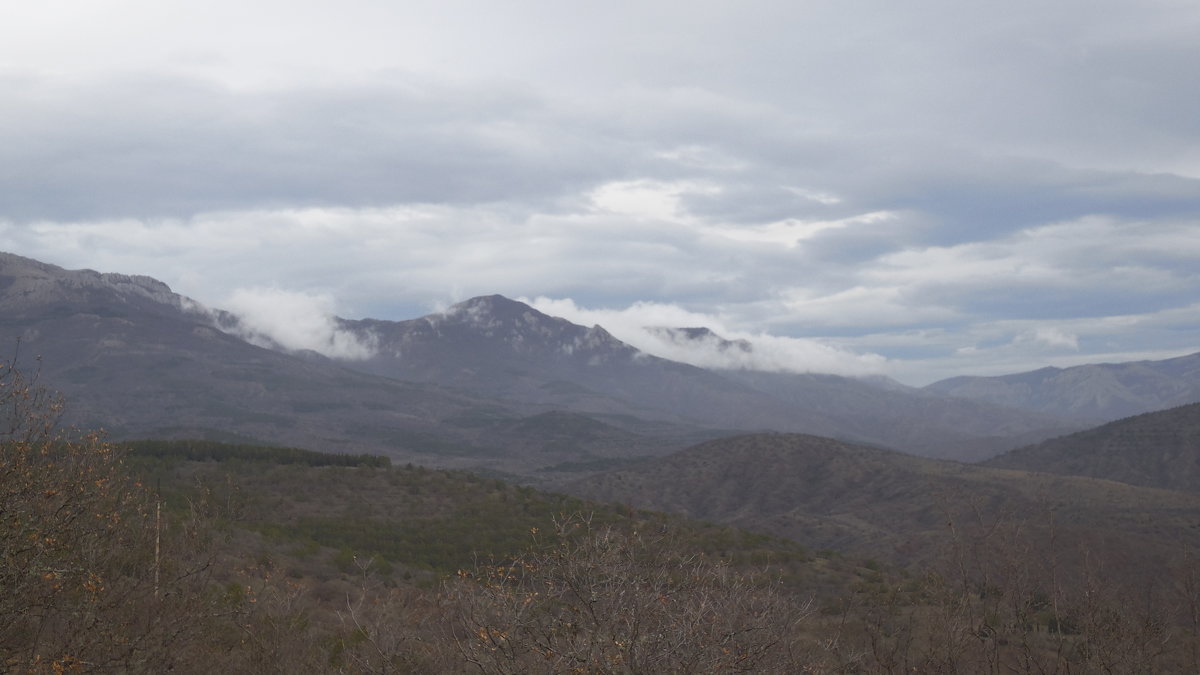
[2,252,703,481]
[0,251,1145,470]
[925,352,1200,420]
[333,294,1081,458]
[983,401,1200,492]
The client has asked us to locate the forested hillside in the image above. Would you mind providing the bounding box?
[7,358,1200,673]
[985,402,1200,492]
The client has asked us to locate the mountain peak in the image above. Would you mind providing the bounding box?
[0,250,198,316]
[646,326,753,354]
[437,294,563,331]
[432,295,639,359]
[448,294,531,317]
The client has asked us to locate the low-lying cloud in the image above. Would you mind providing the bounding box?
[522,296,889,378]
[219,287,376,360]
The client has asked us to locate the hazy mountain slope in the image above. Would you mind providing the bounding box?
[338,295,851,435]
[339,296,1076,459]
[724,370,1079,461]
[0,253,481,447]
[924,352,1200,421]
[984,402,1200,492]
[0,251,1085,468]
[569,433,1200,574]
[0,253,699,479]
[637,323,1079,459]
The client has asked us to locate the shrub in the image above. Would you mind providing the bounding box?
[445,514,813,673]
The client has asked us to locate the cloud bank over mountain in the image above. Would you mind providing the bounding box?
[220,287,377,360]
[523,296,888,378]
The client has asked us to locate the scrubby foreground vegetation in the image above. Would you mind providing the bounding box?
[5,359,1200,673]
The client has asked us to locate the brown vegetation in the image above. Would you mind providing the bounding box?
[5,359,1200,673]
[0,358,220,672]
[445,514,811,673]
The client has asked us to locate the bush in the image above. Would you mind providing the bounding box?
[0,358,216,673]
[445,514,813,673]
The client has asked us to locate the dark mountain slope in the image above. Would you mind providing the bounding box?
[984,402,1200,492]
[924,352,1200,421]
[569,433,1200,575]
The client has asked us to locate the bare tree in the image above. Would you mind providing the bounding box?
[446,514,812,674]
[0,357,219,673]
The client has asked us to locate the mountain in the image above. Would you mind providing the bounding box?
[568,432,1200,576]
[336,296,854,435]
[635,324,1074,459]
[2,251,1081,470]
[335,297,1078,459]
[721,370,1076,461]
[924,352,1200,421]
[644,325,754,356]
[0,252,712,481]
[984,402,1200,492]
[0,253,477,447]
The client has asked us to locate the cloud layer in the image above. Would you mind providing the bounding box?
[522,297,888,378]
[220,287,376,360]
[2,0,1199,384]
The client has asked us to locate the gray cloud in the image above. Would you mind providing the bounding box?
[0,73,640,221]
[2,0,1199,383]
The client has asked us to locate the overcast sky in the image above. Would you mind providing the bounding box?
[3,0,1199,384]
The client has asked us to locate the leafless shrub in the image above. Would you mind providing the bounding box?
[0,356,218,673]
[445,513,813,674]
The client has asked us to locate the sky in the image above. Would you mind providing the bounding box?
[2,0,1199,385]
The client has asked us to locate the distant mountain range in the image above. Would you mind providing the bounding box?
[924,353,1200,420]
[2,251,1197,479]
[328,294,1077,460]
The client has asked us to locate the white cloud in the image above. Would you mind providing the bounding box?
[701,211,895,249]
[784,186,842,205]
[522,296,888,377]
[771,285,961,329]
[1015,327,1081,351]
[588,180,720,222]
[654,145,749,171]
[219,287,376,360]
